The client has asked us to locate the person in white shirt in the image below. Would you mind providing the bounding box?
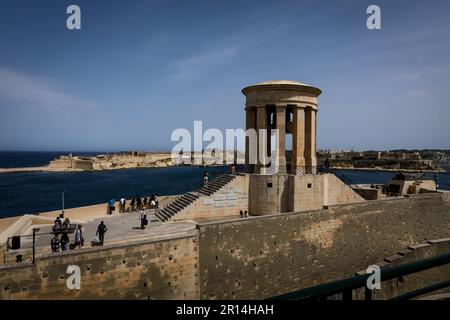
[119,198,126,213]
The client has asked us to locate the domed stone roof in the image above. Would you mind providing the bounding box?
[242,80,321,96]
[252,80,311,86]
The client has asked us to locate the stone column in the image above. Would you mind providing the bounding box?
[305,107,317,174]
[292,106,306,175]
[314,109,318,173]
[275,106,287,174]
[256,106,268,174]
[245,107,256,173]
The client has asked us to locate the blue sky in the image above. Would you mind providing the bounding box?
[0,0,449,151]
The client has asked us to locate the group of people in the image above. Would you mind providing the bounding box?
[50,217,108,253]
[51,216,72,234]
[239,210,249,218]
[51,216,84,253]
[118,195,159,213]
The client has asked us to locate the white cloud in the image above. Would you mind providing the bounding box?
[167,22,288,82]
[168,45,240,81]
[0,67,98,112]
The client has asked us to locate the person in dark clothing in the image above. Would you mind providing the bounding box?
[51,235,60,253]
[96,221,108,245]
[60,233,70,251]
[130,197,136,212]
[108,199,115,215]
[136,197,142,210]
[140,212,148,230]
[240,210,244,218]
[52,217,62,234]
[143,197,148,209]
[62,217,71,230]
[324,158,331,174]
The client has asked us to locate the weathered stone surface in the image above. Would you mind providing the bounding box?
[1,193,449,300]
[0,235,199,300]
[198,192,450,299]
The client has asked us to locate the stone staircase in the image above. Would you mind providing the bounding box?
[155,174,236,222]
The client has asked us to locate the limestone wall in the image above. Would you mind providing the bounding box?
[48,159,73,170]
[73,159,94,171]
[353,187,381,200]
[197,192,450,299]
[248,175,290,214]
[354,238,450,300]
[0,244,4,265]
[321,174,366,206]
[249,173,365,215]
[173,175,249,221]
[0,234,199,300]
[1,193,449,300]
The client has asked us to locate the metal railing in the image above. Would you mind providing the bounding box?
[6,226,76,264]
[269,252,450,300]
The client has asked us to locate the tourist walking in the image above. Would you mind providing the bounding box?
[140,210,148,230]
[96,221,108,245]
[51,235,60,253]
[154,194,159,209]
[74,224,84,249]
[203,171,209,187]
[136,196,142,211]
[120,198,126,213]
[52,217,62,234]
[107,199,115,215]
[62,217,71,230]
[130,197,136,212]
[60,233,70,251]
[143,197,148,209]
[324,158,331,174]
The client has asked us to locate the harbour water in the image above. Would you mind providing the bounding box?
[0,152,449,218]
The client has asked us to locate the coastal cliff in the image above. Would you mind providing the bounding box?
[0,150,246,174]
[48,152,173,171]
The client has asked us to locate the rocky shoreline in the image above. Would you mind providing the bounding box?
[331,166,445,173]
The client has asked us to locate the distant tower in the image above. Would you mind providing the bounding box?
[242,80,322,175]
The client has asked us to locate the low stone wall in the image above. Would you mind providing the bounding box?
[353,187,381,200]
[0,193,449,300]
[0,244,4,265]
[354,238,450,300]
[197,193,450,299]
[0,234,199,300]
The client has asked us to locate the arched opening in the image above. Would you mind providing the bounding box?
[285,132,293,173]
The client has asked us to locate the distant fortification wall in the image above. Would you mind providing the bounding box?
[197,192,450,299]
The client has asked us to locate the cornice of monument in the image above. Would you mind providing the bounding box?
[242,80,322,96]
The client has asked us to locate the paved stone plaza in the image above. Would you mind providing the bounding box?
[18,210,197,252]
